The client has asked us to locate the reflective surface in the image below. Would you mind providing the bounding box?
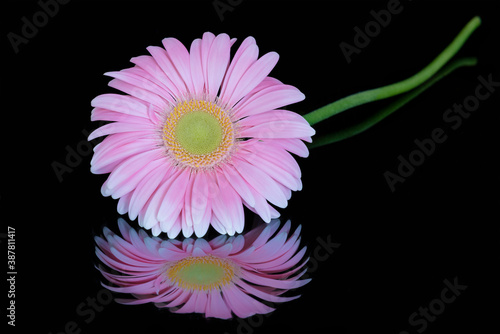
[5,1,499,333]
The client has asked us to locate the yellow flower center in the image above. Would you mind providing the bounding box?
[162,99,235,169]
[165,255,236,291]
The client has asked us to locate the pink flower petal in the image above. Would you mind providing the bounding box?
[131,55,180,98]
[233,84,305,119]
[162,37,195,94]
[189,38,204,97]
[233,157,288,208]
[206,33,231,99]
[226,51,279,108]
[147,45,189,96]
[219,37,258,105]
[91,93,149,118]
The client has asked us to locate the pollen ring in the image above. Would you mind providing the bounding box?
[165,255,236,291]
[162,99,235,169]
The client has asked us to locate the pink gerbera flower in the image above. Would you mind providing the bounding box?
[89,32,314,238]
[95,218,309,319]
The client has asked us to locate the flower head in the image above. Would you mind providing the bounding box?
[95,218,310,319]
[89,32,315,238]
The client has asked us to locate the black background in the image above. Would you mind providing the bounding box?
[3,1,499,333]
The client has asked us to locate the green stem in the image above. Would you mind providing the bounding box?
[308,57,478,148]
[303,16,481,126]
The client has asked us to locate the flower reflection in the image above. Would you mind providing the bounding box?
[95,218,309,319]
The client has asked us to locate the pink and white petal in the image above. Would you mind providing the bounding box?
[105,70,172,103]
[240,270,309,290]
[211,174,244,235]
[191,246,208,258]
[233,84,305,119]
[239,143,300,191]
[219,36,258,103]
[193,219,210,238]
[91,107,149,124]
[210,215,227,235]
[150,224,162,236]
[91,130,146,157]
[211,193,234,236]
[232,157,287,208]
[162,37,195,94]
[233,76,283,108]
[125,65,177,104]
[88,121,155,141]
[117,191,132,214]
[206,33,231,99]
[209,234,228,249]
[91,137,156,174]
[128,164,171,220]
[222,284,274,317]
[146,46,189,96]
[130,55,180,98]
[105,151,165,198]
[220,165,255,207]
[159,199,184,234]
[245,233,287,262]
[182,238,194,252]
[190,172,210,227]
[189,38,204,97]
[128,227,154,255]
[276,182,292,201]
[215,172,244,233]
[206,291,232,319]
[155,288,191,309]
[256,142,302,178]
[140,173,178,230]
[193,238,212,254]
[108,78,168,110]
[220,37,256,101]
[181,212,194,238]
[91,94,149,118]
[238,118,315,140]
[171,290,199,314]
[163,216,183,239]
[200,32,215,93]
[243,187,272,223]
[157,168,191,222]
[228,235,246,254]
[237,280,300,303]
[194,291,209,314]
[251,221,281,249]
[226,52,279,108]
[209,243,233,258]
[117,218,133,242]
[258,247,308,273]
[271,138,310,158]
[182,174,196,228]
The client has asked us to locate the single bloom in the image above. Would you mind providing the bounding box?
[95,218,310,319]
[89,32,315,238]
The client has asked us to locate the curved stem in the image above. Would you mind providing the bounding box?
[303,16,481,126]
[308,57,478,148]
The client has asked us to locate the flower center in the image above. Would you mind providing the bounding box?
[165,255,236,291]
[175,111,222,155]
[162,99,235,169]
